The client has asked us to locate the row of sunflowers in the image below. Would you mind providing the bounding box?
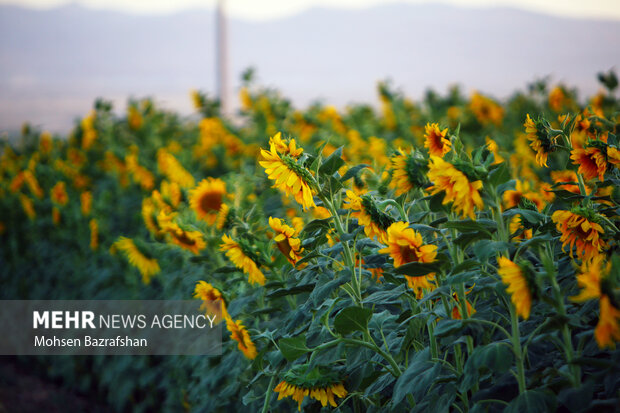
[1,71,619,412]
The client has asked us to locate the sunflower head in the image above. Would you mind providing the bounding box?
[424,123,451,157]
[389,149,428,196]
[269,216,305,266]
[274,365,347,411]
[497,256,535,319]
[190,178,227,224]
[50,181,69,206]
[551,208,607,262]
[225,316,257,359]
[193,280,228,323]
[524,114,559,167]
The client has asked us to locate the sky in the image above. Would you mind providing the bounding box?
[3,0,620,21]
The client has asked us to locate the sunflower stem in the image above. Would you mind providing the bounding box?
[320,194,361,306]
[509,305,527,394]
[260,374,277,413]
[541,246,581,386]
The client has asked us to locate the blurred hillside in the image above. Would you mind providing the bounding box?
[1,3,619,132]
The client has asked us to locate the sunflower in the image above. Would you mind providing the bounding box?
[220,234,265,285]
[80,191,92,216]
[485,137,505,164]
[50,181,68,206]
[52,207,60,225]
[225,316,257,359]
[451,292,476,320]
[142,198,163,236]
[89,218,98,250]
[111,237,160,284]
[509,215,532,240]
[23,171,43,199]
[524,114,557,167]
[469,92,504,126]
[502,180,544,211]
[550,170,587,195]
[215,203,233,231]
[424,123,451,157]
[571,145,607,181]
[157,149,195,189]
[497,257,532,319]
[259,142,315,210]
[551,209,607,261]
[10,171,25,193]
[269,217,304,266]
[379,221,437,298]
[427,156,483,220]
[165,223,206,255]
[19,194,36,220]
[274,371,347,411]
[571,257,620,348]
[406,272,437,299]
[344,190,394,244]
[389,149,427,196]
[269,132,304,158]
[193,281,228,322]
[190,178,227,224]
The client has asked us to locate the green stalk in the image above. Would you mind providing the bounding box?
[541,247,580,386]
[509,306,527,394]
[260,374,277,413]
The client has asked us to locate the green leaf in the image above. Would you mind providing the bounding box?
[488,162,510,188]
[504,390,556,413]
[393,261,442,277]
[334,306,373,335]
[472,240,511,262]
[443,219,497,235]
[433,319,463,337]
[319,146,345,175]
[392,348,434,405]
[266,283,315,299]
[278,335,310,362]
[341,164,369,182]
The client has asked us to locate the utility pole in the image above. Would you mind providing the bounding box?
[216,0,229,115]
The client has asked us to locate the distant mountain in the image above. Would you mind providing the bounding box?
[1,3,619,132]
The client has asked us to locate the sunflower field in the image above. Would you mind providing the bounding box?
[1,71,620,412]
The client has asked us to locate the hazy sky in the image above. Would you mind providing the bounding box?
[3,0,620,20]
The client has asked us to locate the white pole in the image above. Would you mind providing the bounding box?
[216,0,229,115]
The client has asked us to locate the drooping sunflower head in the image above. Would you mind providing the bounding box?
[524,114,559,167]
[220,234,266,285]
[344,190,395,244]
[424,123,451,157]
[193,280,228,322]
[571,141,609,182]
[259,142,316,210]
[50,181,69,206]
[190,177,227,224]
[89,218,98,250]
[550,170,584,195]
[269,132,304,158]
[497,256,534,319]
[215,203,234,231]
[269,216,304,266]
[225,316,257,359]
[485,137,505,164]
[111,237,160,284]
[166,223,206,255]
[379,221,437,268]
[551,208,607,262]
[274,365,347,411]
[427,156,484,220]
[80,191,92,216]
[389,149,428,196]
